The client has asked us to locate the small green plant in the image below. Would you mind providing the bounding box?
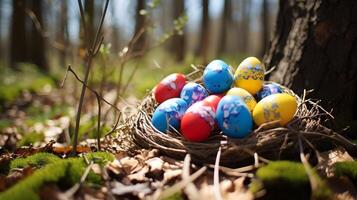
[333,161,357,182]
[16,132,45,147]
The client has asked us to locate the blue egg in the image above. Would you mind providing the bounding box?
[203,60,234,94]
[180,82,209,106]
[151,98,188,133]
[256,83,283,100]
[216,95,253,138]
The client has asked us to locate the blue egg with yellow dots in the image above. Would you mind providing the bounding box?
[256,83,283,100]
[203,60,234,94]
[180,82,209,106]
[216,95,253,138]
[151,98,188,133]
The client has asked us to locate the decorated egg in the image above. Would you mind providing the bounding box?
[154,73,186,104]
[216,95,253,138]
[151,98,188,133]
[226,87,257,112]
[203,60,234,94]
[256,83,283,100]
[180,82,209,106]
[253,93,297,126]
[234,57,265,95]
[202,94,223,112]
[181,101,215,142]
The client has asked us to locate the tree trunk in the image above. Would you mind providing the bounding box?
[239,0,251,53]
[10,0,27,69]
[260,0,270,57]
[85,0,94,45]
[29,0,47,72]
[170,0,185,62]
[264,0,357,122]
[196,0,210,64]
[218,0,232,55]
[58,0,68,67]
[133,0,146,52]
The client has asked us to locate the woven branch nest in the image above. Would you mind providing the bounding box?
[128,67,357,167]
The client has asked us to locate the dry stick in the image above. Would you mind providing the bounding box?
[72,0,110,154]
[61,161,94,199]
[214,147,223,200]
[182,154,200,200]
[298,135,319,195]
[159,166,207,200]
[63,66,122,141]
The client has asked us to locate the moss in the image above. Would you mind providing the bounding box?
[10,152,60,170]
[0,152,114,200]
[333,161,357,182]
[256,161,310,200]
[163,192,184,200]
[85,151,115,166]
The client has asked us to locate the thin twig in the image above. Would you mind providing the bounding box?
[214,147,223,200]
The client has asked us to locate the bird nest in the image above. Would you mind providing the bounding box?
[128,67,357,167]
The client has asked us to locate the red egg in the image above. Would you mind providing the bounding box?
[154,73,186,104]
[202,94,223,112]
[181,102,215,142]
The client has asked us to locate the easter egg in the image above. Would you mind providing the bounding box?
[180,82,209,106]
[226,87,257,112]
[151,98,188,133]
[234,57,265,95]
[256,83,283,100]
[202,94,223,112]
[181,102,215,142]
[216,96,253,138]
[154,73,186,104]
[203,60,234,94]
[253,93,297,126]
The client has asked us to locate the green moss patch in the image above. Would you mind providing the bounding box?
[255,161,310,199]
[0,152,114,200]
[10,152,60,170]
[333,161,357,182]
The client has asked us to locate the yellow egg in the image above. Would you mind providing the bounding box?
[234,57,265,95]
[226,87,257,112]
[253,93,297,126]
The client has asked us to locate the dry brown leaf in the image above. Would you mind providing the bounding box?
[317,147,354,177]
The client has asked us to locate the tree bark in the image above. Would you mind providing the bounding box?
[10,0,27,69]
[58,0,68,67]
[260,0,270,57]
[170,0,185,62]
[196,0,210,64]
[133,0,146,52]
[219,0,232,55]
[264,0,357,122]
[28,0,47,72]
[239,0,251,53]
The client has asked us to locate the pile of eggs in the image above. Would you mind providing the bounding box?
[151,57,298,142]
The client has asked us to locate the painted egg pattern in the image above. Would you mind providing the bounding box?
[203,60,234,94]
[202,94,223,112]
[151,98,188,133]
[216,96,253,138]
[226,87,257,112]
[181,102,215,142]
[154,73,186,104]
[234,57,265,95]
[253,93,297,126]
[180,82,209,106]
[256,83,283,100]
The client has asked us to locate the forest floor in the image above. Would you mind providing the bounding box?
[1,63,357,200]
